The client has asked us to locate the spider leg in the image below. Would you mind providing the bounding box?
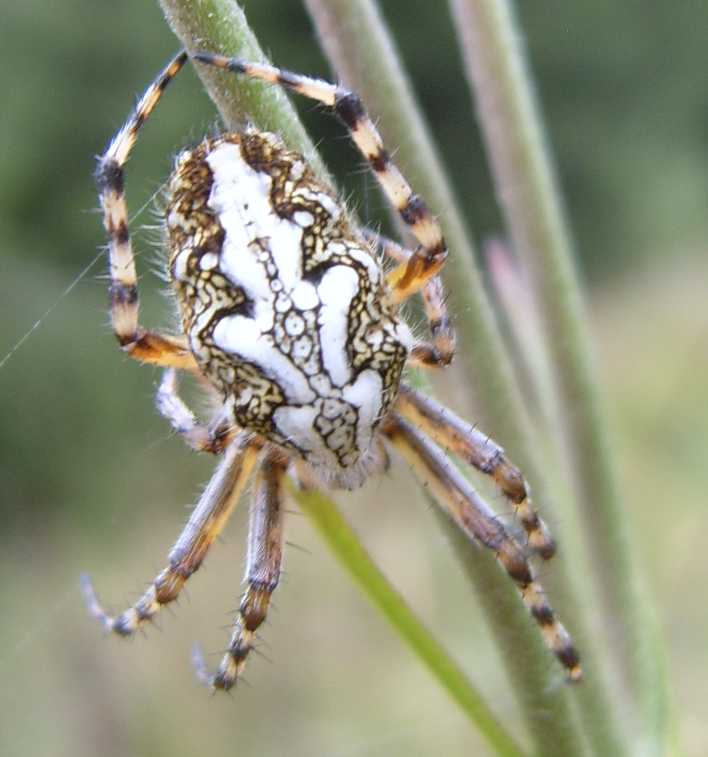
[81,433,260,636]
[289,458,319,492]
[96,50,198,370]
[195,447,287,691]
[394,384,555,559]
[192,53,447,303]
[382,413,580,680]
[363,228,455,367]
[155,368,237,454]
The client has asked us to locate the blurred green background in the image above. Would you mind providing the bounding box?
[1,2,707,755]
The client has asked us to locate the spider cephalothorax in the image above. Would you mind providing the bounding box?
[83,50,581,692]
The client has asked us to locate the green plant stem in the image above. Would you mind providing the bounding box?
[449,0,666,751]
[287,482,528,757]
[158,0,329,178]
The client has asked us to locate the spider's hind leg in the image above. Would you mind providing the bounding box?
[383,413,580,680]
[82,434,259,636]
[395,384,556,559]
[194,448,288,691]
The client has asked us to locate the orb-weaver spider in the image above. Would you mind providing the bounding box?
[82,50,580,691]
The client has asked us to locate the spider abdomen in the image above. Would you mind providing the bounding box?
[165,131,411,488]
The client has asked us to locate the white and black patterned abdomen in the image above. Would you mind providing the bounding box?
[165,131,411,488]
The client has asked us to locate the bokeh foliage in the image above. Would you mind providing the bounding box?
[1,2,707,755]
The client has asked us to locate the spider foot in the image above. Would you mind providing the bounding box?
[80,573,144,636]
[193,582,275,692]
[192,640,251,692]
[80,570,180,637]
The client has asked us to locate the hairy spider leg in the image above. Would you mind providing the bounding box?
[81,435,260,636]
[192,53,448,304]
[156,368,238,454]
[363,228,455,367]
[383,414,580,681]
[395,384,556,559]
[194,448,287,690]
[96,50,198,370]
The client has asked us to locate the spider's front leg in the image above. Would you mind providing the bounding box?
[363,229,455,368]
[194,448,288,691]
[82,434,260,636]
[97,50,197,371]
[382,413,580,681]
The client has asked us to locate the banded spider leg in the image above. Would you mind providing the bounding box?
[96,50,196,371]
[382,412,580,680]
[81,434,260,636]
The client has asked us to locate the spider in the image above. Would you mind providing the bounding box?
[82,50,581,691]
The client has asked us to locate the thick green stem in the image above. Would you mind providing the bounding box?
[449,0,667,752]
[158,0,328,177]
[288,482,528,757]
[433,508,588,757]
